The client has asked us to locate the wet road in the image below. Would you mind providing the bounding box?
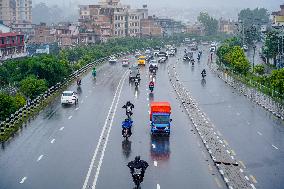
[176,45,284,189]
[0,53,225,189]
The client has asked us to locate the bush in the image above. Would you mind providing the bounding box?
[254,65,265,75]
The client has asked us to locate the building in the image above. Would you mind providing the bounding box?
[0,0,16,26]
[78,0,149,41]
[155,18,185,36]
[185,23,204,35]
[218,18,236,34]
[0,32,26,60]
[15,0,32,24]
[141,16,162,37]
[30,23,56,44]
[272,4,284,28]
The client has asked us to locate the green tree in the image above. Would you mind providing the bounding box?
[263,30,281,65]
[20,75,48,99]
[268,68,284,94]
[0,93,18,121]
[254,65,265,75]
[198,12,218,36]
[238,8,270,44]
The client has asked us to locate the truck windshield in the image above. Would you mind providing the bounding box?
[153,115,170,124]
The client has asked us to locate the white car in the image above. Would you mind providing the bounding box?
[122,58,129,67]
[149,59,158,68]
[61,91,78,105]
[109,56,117,63]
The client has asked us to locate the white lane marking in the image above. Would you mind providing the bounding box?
[37,155,43,162]
[59,127,64,131]
[75,107,79,111]
[236,112,241,116]
[91,72,127,189]
[85,96,88,98]
[272,145,279,150]
[148,103,149,107]
[68,115,72,120]
[148,111,150,114]
[81,100,84,103]
[19,177,27,184]
[82,71,127,189]
[157,184,161,189]
[154,161,158,167]
[257,131,262,136]
[147,97,149,101]
[51,139,55,144]
[152,144,156,148]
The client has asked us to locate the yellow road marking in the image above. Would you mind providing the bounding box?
[223,140,229,145]
[231,150,236,156]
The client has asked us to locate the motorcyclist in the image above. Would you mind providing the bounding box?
[122,118,133,136]
[76,77,81,86]
[92,67,96,77]
[149,64,154,72]
[122,101,134,113]
[201,69,206,77]
[149,81,154,88]
[127,156,149,180]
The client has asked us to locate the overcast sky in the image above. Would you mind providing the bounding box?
[33,0,282,10]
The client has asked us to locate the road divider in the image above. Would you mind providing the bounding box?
[167,62,254,189]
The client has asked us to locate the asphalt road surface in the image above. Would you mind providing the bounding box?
[0,52,225,189]
[0,46,283,189]
[176,45,284,189]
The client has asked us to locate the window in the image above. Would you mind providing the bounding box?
[1,37,4,44]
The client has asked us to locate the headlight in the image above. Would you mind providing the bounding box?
[165,126,169,130]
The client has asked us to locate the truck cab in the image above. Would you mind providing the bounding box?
[150,102,172,135]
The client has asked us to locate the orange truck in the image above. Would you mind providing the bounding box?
[150,102,172,135]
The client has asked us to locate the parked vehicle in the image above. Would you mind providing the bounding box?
[150,102,172,135]
[61,91,78,105]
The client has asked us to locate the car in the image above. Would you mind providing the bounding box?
[145,49,151,55]
[135,51,141,57]
[149,59,158,68]
[153,47,160,56]
[158,56,167,63]
[129,65,140,81]
[109,56,117,63]
[157,51,168,58]
[242,45,248,51]
[167,50,175,56]
[61,91,78,105]
[122,58,129,67]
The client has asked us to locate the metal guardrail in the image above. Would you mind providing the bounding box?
[209,61,284,120]
[167,62,255,189]
[0,51,130,139]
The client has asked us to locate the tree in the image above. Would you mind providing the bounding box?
[263,30,281,65]
[268,68,284,94]
[238,8,270,44]
[254,65,265,75]
[0,93,18,121]
[20,75,48,99]
[198,12,218,36]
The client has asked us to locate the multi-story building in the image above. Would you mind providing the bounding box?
[31,22,55,44]
[155,18,185,36]
[141,16,162,37]
[78,0,149,41]
[0,32,26,60]
[128,7,148,37]
[0,0,16,26]
[272,4,284,29]
[15,0,32,24]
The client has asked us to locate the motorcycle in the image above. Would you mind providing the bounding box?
[122,119,133,139]
[201,72,206,79]
[191,59,195,66]
[77,79,81,86]
[126,106,133,118]
[134,78,139,87]
[149,85,154,92]
[132,168,143,188]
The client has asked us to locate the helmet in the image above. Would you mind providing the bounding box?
[135,156,140,162]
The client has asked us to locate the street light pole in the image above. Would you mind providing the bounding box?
[253,45,256,73]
